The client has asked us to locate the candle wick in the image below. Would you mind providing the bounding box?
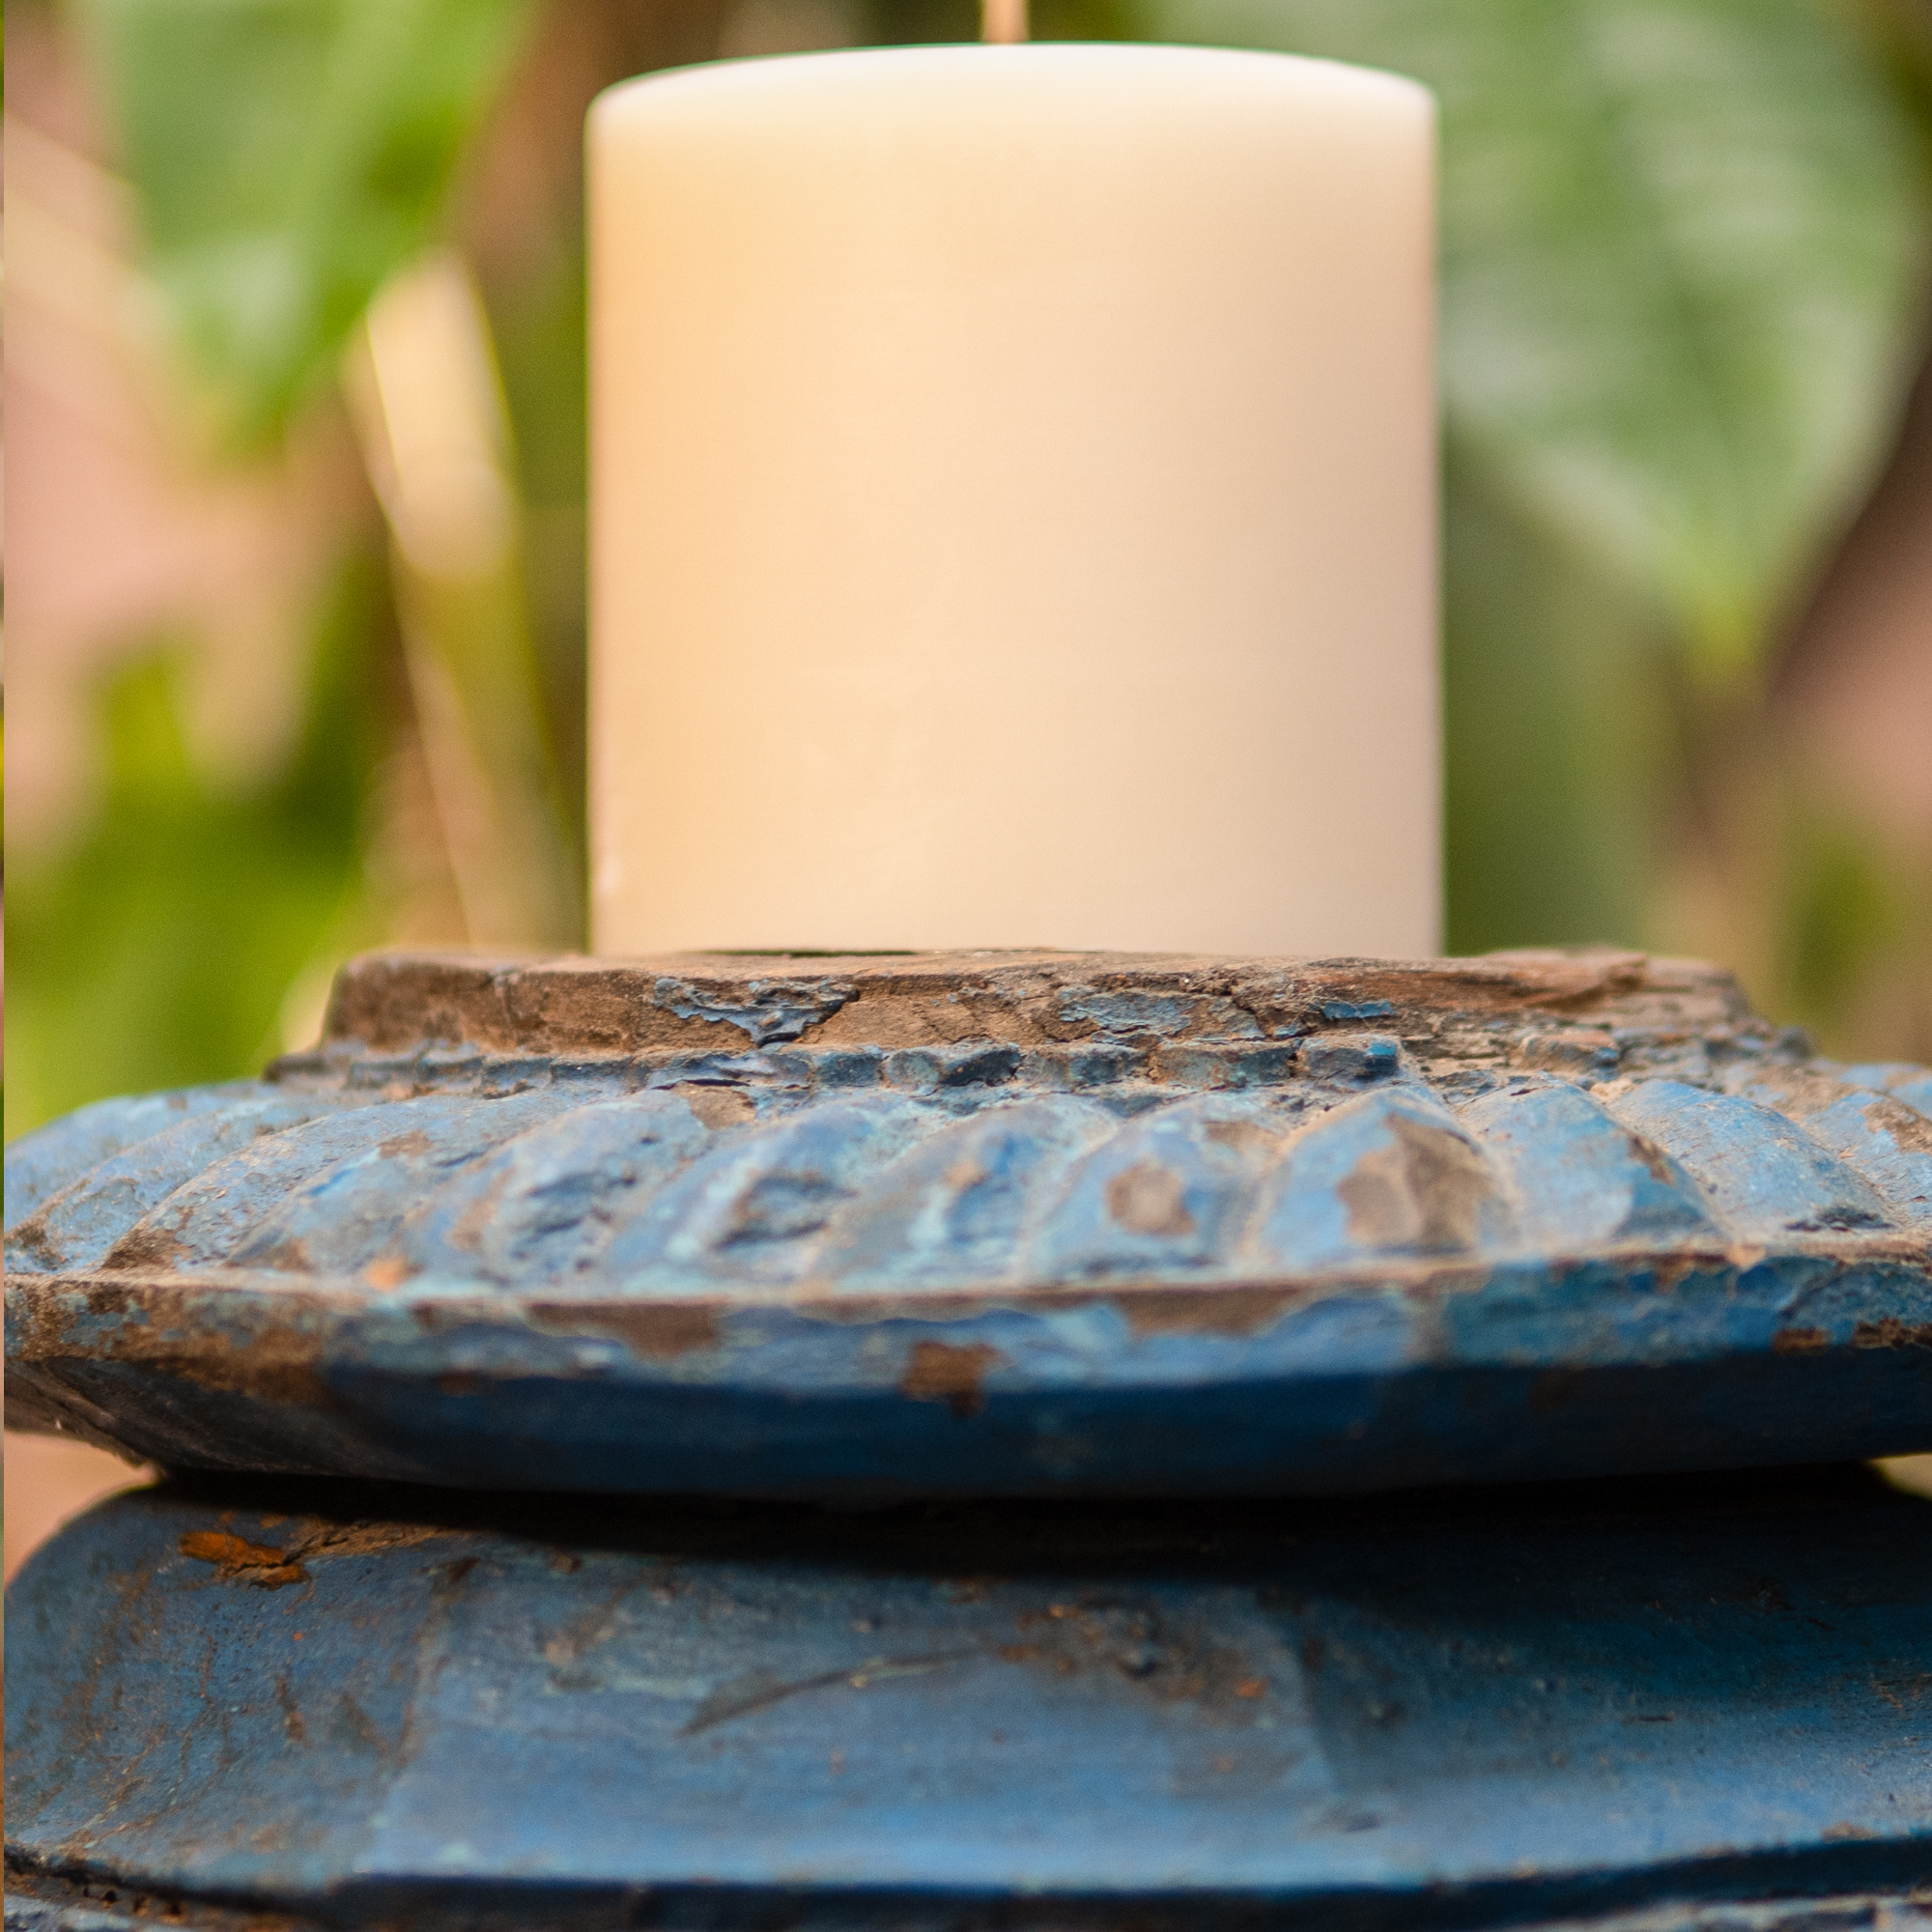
[980,0,1027,43]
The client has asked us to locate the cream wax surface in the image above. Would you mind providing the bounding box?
[590,43,1437,955]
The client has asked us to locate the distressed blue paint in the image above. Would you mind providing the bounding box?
[1298,1033,1405,1082]
[1721,1067,1932,1230]
[593,1094,944,1289]
[0,1081,270,1227]
[1057,986,1266,1040]
[652,973,856,1045]
[815,1094,1114,1289]
[1248,1086,1502,1270]
[10,953,1931,1932]
[224,1088,605,1274]
[8,1233,1929,1493]
[5,1473,1928,1926]
[4,1094,360,1274]
[8,1012,1932,1492]
[1600,1083,1894,1237]
[400,1091,715,1285]
[1032,1092,1295,1280]
[123,1086,620,1273]
[1459,1081,1717,1251]
[1843,1063,1932,1117]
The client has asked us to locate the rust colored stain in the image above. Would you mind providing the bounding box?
[1744,1065,1932,1160]
[178,1531,308,1590]
[6,1215,59,1268]
[99,1226,189,1273]
[290,1519,444,1563]
[1339,1115,1492,1253]
[1863,1095,1932,1156]
[179,1515,440,1593]
[1644,1250,1732,1297]
[1627,1134,1682,1187]
[1115,1286,1293,1339]
[10,1283,341,1414]
[1852,1319,1932,1350]
[1002,1598,1264,1716]
[1870,1672,1931,1710]
[1773,1327,1831,1354]
[899,1340,1005,1418]
[275,1675,308,1746]
[1106,1161,1195,1236]
[1204,1119,1276,1156]
[674,1085,756,1130]
[249,1237,315,1276]
[321,952,516,1053]
[363,1257,412,1290]
[1732,1065,1846,1118]
[528,1302,722,1360]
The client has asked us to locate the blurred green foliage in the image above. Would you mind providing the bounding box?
[6,558,393,1132]
[490,242,594,828]
[1439,456,1664,953]
[1162,0,1926,673]
[73,0,535,446]
[6,0,1930,1145]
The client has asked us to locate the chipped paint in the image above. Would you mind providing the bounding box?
[6,949,1930,1495]
[178,1529,307,1588]
[899,1340,1005,1417]
[652,974,855,1046]
[6,1473,1930,1926]
[527,1300,722,1361]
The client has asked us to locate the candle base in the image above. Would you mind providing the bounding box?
[7,951,1929,1931]
[7,947,1927,1496]
[7,1465,1929,1931]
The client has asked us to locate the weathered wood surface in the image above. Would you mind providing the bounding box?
[316,944,1755,1058]
[5,1468,1928,1929]
[6,949,1928,1493]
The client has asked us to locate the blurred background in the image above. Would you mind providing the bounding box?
[6,0,1932,1557]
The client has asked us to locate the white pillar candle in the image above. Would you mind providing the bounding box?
[589,43,1436,957]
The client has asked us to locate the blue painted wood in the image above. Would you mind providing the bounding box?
[4,1091,341,1269]
[5,1468,1928,1928]
[6,954,1928,1932]
[0,1082,273,1227]
[6,951,1929,1493]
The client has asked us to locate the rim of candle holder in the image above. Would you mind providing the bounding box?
[5,947,1928,1498]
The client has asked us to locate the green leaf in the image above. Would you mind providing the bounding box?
[74,0,535,447]
[3,557,391,1140]
[1776,800,1913,1030]
[1149,0,1929,669]
[1441,445,1665,952]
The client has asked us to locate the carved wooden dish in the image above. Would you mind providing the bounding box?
[6,949,1928,1493]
